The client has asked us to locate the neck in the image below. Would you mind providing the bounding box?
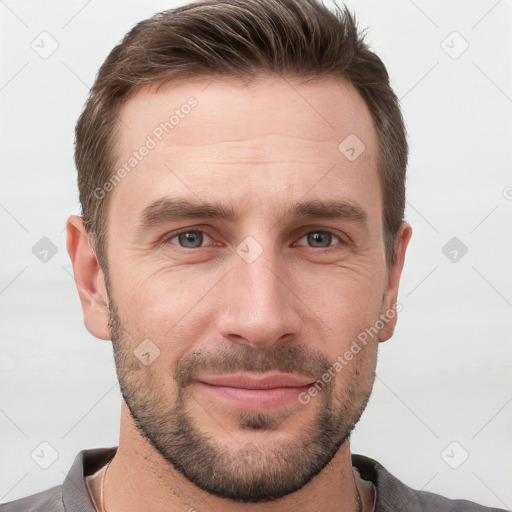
[103,404,360,512]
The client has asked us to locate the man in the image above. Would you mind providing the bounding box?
[1,0,505,511]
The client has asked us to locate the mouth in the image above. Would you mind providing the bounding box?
[194,373,315,411]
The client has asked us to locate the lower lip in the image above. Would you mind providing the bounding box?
[195,382,312,411]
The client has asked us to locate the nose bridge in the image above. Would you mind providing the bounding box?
[218,237,302,347]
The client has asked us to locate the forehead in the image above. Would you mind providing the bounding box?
[117,75,378,156]
[108,74,381,229]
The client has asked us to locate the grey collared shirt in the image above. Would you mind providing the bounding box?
[0,447,506,511]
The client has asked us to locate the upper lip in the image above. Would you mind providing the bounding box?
[198,373,315,389]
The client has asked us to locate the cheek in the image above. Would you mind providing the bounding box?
[312,275,383,370]
[312,265,384,323]
[329,324,379,399]
[111,267,216,363]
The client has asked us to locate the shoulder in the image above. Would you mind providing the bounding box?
[412,489,505,512]
[352,454,506,512]
[0,485,64,512]
[0,447,116,512]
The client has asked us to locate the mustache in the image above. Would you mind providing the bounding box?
[173,344,334,388]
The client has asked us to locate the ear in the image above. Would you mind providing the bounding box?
[379,222,412,342]
[66,215,111,340]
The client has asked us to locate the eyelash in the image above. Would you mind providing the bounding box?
[163,228,348,252]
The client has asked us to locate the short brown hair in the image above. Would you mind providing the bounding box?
[75,0,407,271]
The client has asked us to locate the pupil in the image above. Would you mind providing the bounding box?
[180,231,202,248]
[309,232,330,247]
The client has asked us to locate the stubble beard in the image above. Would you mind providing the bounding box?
[107,295,376,503]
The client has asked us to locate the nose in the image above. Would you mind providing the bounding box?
[215,241,303,349]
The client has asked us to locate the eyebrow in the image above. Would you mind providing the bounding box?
[137,197,369,231]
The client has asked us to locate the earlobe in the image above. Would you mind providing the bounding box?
[66,215,111,340]
[379,222,412,343]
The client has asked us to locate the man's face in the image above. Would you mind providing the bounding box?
[100,75,404,502]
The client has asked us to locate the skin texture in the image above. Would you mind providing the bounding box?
[67,74,412,512]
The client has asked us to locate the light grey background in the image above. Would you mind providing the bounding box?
[1,0,511,508]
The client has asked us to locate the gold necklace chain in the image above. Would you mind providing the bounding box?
[100,460,112,512]
[355,477,363,512]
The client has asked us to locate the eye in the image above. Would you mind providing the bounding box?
[295,230,343,249]
[166,230,213,249]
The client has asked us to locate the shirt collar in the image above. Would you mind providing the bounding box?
[63,447,117,511]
